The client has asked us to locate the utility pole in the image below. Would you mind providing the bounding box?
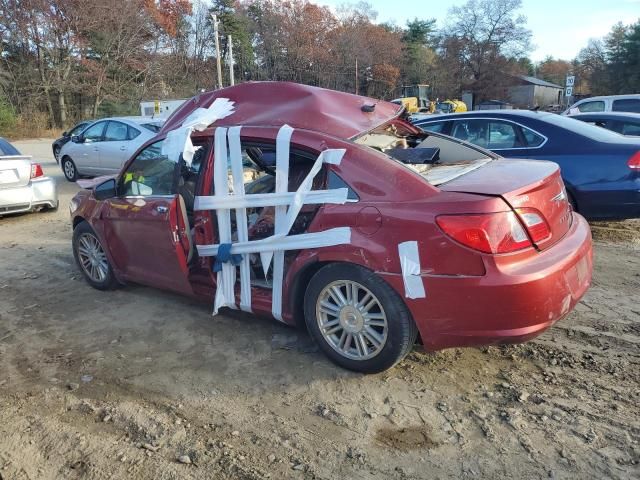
[228,34,235,86]
[355,57,358,94]
[211,14,223,89]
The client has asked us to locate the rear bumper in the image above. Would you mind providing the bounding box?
[0,177,58,215]
[380,213,593,351]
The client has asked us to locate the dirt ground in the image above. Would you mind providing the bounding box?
[1,139,639,480]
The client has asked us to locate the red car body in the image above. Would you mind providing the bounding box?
[71,82,592,357]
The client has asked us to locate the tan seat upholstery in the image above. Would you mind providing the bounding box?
[178,194,194,263]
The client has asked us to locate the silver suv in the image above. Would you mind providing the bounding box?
[564,94,640,115]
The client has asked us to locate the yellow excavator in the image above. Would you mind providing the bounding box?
[393,85,468,115]
[393,84,433,114]
[434,99,468,114]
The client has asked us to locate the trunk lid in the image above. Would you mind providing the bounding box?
[440,159,572,250]
[0,155,32,189]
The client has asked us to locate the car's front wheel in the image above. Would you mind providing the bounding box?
[72,221,118,290]
[62,157,77,182]
[304,263,418,373]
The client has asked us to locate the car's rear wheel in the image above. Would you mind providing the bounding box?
[304,263,418,373]
[53,146,61,164]
[62,157,77,182]
[72,221,118,290]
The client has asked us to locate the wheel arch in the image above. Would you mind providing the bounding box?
[287,260,332,330]
[287,259,421,345]
[72,215,86,229]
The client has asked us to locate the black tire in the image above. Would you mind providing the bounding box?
[53,145,61,164]
[72,221,118,290]
[304,263,418,373]
[62,156,78,182]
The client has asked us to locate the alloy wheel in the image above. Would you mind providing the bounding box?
[316,280,388,361]
[64,159,75,180]
[76,233,109,283]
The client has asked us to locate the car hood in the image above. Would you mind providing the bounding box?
[76,175,116,190]
[160,82,403,140]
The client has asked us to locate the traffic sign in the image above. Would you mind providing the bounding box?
[565,86,573,97]
[566,76,575,87]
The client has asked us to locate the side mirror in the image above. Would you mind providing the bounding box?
[71,135,84,144]
[94,178,117,201]
[62,131,68,137]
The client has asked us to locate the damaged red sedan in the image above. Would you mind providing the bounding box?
[69,82,593,373]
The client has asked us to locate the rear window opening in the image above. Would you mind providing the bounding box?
[214,144,328,290]
[354,122,495,186]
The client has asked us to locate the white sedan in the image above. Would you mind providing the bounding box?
[0,137,58,216]
[59,117,163,181]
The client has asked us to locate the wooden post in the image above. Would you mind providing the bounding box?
[212,14,223,89]
[355,58,358,95]
[228,35,235,86]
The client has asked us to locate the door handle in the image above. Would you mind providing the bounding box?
[156,205,168,213]
[120,146,126,151]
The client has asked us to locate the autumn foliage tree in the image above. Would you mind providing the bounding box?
[1,0,637,133]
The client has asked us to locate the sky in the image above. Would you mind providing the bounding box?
[315,0,640,62]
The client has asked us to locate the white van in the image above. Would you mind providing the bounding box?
[564,94,640,115]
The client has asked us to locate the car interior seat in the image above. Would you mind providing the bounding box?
[247,162,315,240]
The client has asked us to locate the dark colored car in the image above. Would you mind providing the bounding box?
[69,82,592,373]
[568,112,640,137]
[52,121,92,164]
[412,110,640,220]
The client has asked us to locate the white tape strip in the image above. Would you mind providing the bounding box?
[279,148,346,244]
[182,98,235,130]
[398,241,426,299]
[163,127,193,164]
[194,189,348,210]
[195,123,351,320]
[212,127,237,314]
[162,98,235,166]
[259,148,346,271]
[197,227,351,257]
[270,125,294,321]
[228,126,252,313]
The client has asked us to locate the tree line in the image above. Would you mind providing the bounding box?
[0,0,638,135]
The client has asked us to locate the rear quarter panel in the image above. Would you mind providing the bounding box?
[278,132,512,323]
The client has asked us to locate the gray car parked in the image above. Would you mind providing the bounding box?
[59,117,163,181]
[0,138,58,216]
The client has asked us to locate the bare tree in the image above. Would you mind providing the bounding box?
[442,0,532,101]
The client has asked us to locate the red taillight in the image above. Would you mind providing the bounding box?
[516,207,552,243]
[30,163,44,179]
[628,151,640,170]
[436,212,532,254]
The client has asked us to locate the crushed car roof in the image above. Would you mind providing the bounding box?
[160,81,403,140]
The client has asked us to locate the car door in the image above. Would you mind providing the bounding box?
[73,121,107,174]
[100,140,193,295]
[612,98,640,113]
[450,118,546,157]
[99,121,131,174]
[618,120,640,136]
[576,100,606,113]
